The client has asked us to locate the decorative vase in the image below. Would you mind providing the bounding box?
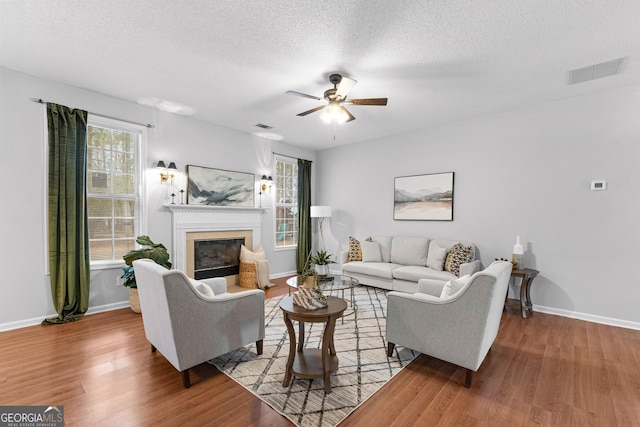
[512,236,524,270]
[129,288,141,313]
[315,264,329,277]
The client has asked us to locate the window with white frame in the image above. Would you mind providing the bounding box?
[275,158,298,248]
[86,117,144,263]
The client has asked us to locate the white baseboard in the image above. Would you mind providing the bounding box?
[534,304,640,331]
[0,300,130,332]
[270,270,296,280]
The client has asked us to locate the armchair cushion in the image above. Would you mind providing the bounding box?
[439,274,471,298]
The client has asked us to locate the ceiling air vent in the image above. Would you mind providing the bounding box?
[254,123,273,129]
[569,57,625,85]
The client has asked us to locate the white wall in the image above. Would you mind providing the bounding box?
[316,85,640,328]
[0,67,314,329]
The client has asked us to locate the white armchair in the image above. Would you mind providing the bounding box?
[132,259,265,388]
[386,261,512,387]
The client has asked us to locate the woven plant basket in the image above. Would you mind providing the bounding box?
[129,288,141,313]
[239,261,258,288]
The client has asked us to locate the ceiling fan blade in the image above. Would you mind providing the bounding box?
[297,104,326,116]
[286,90,322,101]
[335,76,357,100]
[346,98,388,106]
[340,105,356,122]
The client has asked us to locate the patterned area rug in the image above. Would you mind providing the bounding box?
[209,286,417,427]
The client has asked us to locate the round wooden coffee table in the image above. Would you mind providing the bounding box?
[280,295,347,394]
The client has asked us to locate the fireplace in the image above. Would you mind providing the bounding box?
[165,204,264,286]
[193,237,244,280]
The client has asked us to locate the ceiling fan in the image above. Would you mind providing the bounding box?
[286,73,387,123]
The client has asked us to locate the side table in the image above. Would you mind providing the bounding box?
[280,295,347,394]
[511,268,540,318]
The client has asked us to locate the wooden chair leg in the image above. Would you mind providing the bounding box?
[182,369,191,388]
[256,339,263,355]
[465,369,473,388]
[387,342,395,357]
[151,344,156,353]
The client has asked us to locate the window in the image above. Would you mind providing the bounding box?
[86,117,145,264]
[275,158,298,248]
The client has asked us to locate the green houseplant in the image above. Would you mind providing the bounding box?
[310,250,334,277]
[121,236,171,312]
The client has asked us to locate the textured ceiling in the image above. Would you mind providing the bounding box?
[2,0,640,150]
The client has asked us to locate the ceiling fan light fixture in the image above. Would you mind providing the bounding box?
[321,101,348,124]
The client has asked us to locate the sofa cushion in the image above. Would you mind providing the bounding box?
[426,245,447,271]
[390,236,429,266]
[361,240,382,262]
[347,236,362,262]
[342,261,399,279]
[444,243,475,276]
[440,274,472,298]
[371,236,393,263]
[392,265,457,282]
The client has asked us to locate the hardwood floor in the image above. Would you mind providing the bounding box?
[1,277,639,426]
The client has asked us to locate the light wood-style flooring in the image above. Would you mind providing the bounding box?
[1,277,639,426]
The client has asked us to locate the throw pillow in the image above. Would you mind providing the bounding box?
[444,243,474,276]
[361,240,382,262]
[440,274,472,298]
[426,245,447,271]
[188,278,215,297]
[347,236,362,262]
[240,244,265,262]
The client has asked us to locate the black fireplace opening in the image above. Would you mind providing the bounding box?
[194,237,245,280]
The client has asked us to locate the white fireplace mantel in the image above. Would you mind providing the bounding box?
[164,204,265,272]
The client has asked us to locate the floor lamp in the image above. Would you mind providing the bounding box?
[310,205,332,252]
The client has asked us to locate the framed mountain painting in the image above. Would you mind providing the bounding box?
[394,172,454,220]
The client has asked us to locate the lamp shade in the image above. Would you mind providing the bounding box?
[310,206,332,218]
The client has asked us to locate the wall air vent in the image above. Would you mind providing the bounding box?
[254,123,273,129]
[569,57,625,85]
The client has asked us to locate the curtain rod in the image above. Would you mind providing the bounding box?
[272,152,312,163]
[31,98,154,129]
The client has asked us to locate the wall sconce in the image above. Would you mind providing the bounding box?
[157,160,177,186]
[258,175,273,208]
[261,175,273,193]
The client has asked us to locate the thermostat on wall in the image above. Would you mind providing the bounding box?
[591,180,607,191]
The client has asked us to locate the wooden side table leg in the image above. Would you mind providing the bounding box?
[524,276,535,316]
[322,316,337,393]
[298,321,305,352]
[283,313,296,387]
[519,278,528,318]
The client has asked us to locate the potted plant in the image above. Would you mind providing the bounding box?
[310,250,334,277]
[299,268,319,289]
[121,235,171,313]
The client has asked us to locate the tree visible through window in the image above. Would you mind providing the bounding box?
[275,159,298,247]
[87,120,141,262]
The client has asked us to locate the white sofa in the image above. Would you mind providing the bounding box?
[340,236,481,293]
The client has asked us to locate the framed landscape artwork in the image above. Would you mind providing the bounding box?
[187,165,255,207]
[394,172,454,221]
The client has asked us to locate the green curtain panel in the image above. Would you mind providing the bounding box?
[43,103,91,325]
[296,159,312,273]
